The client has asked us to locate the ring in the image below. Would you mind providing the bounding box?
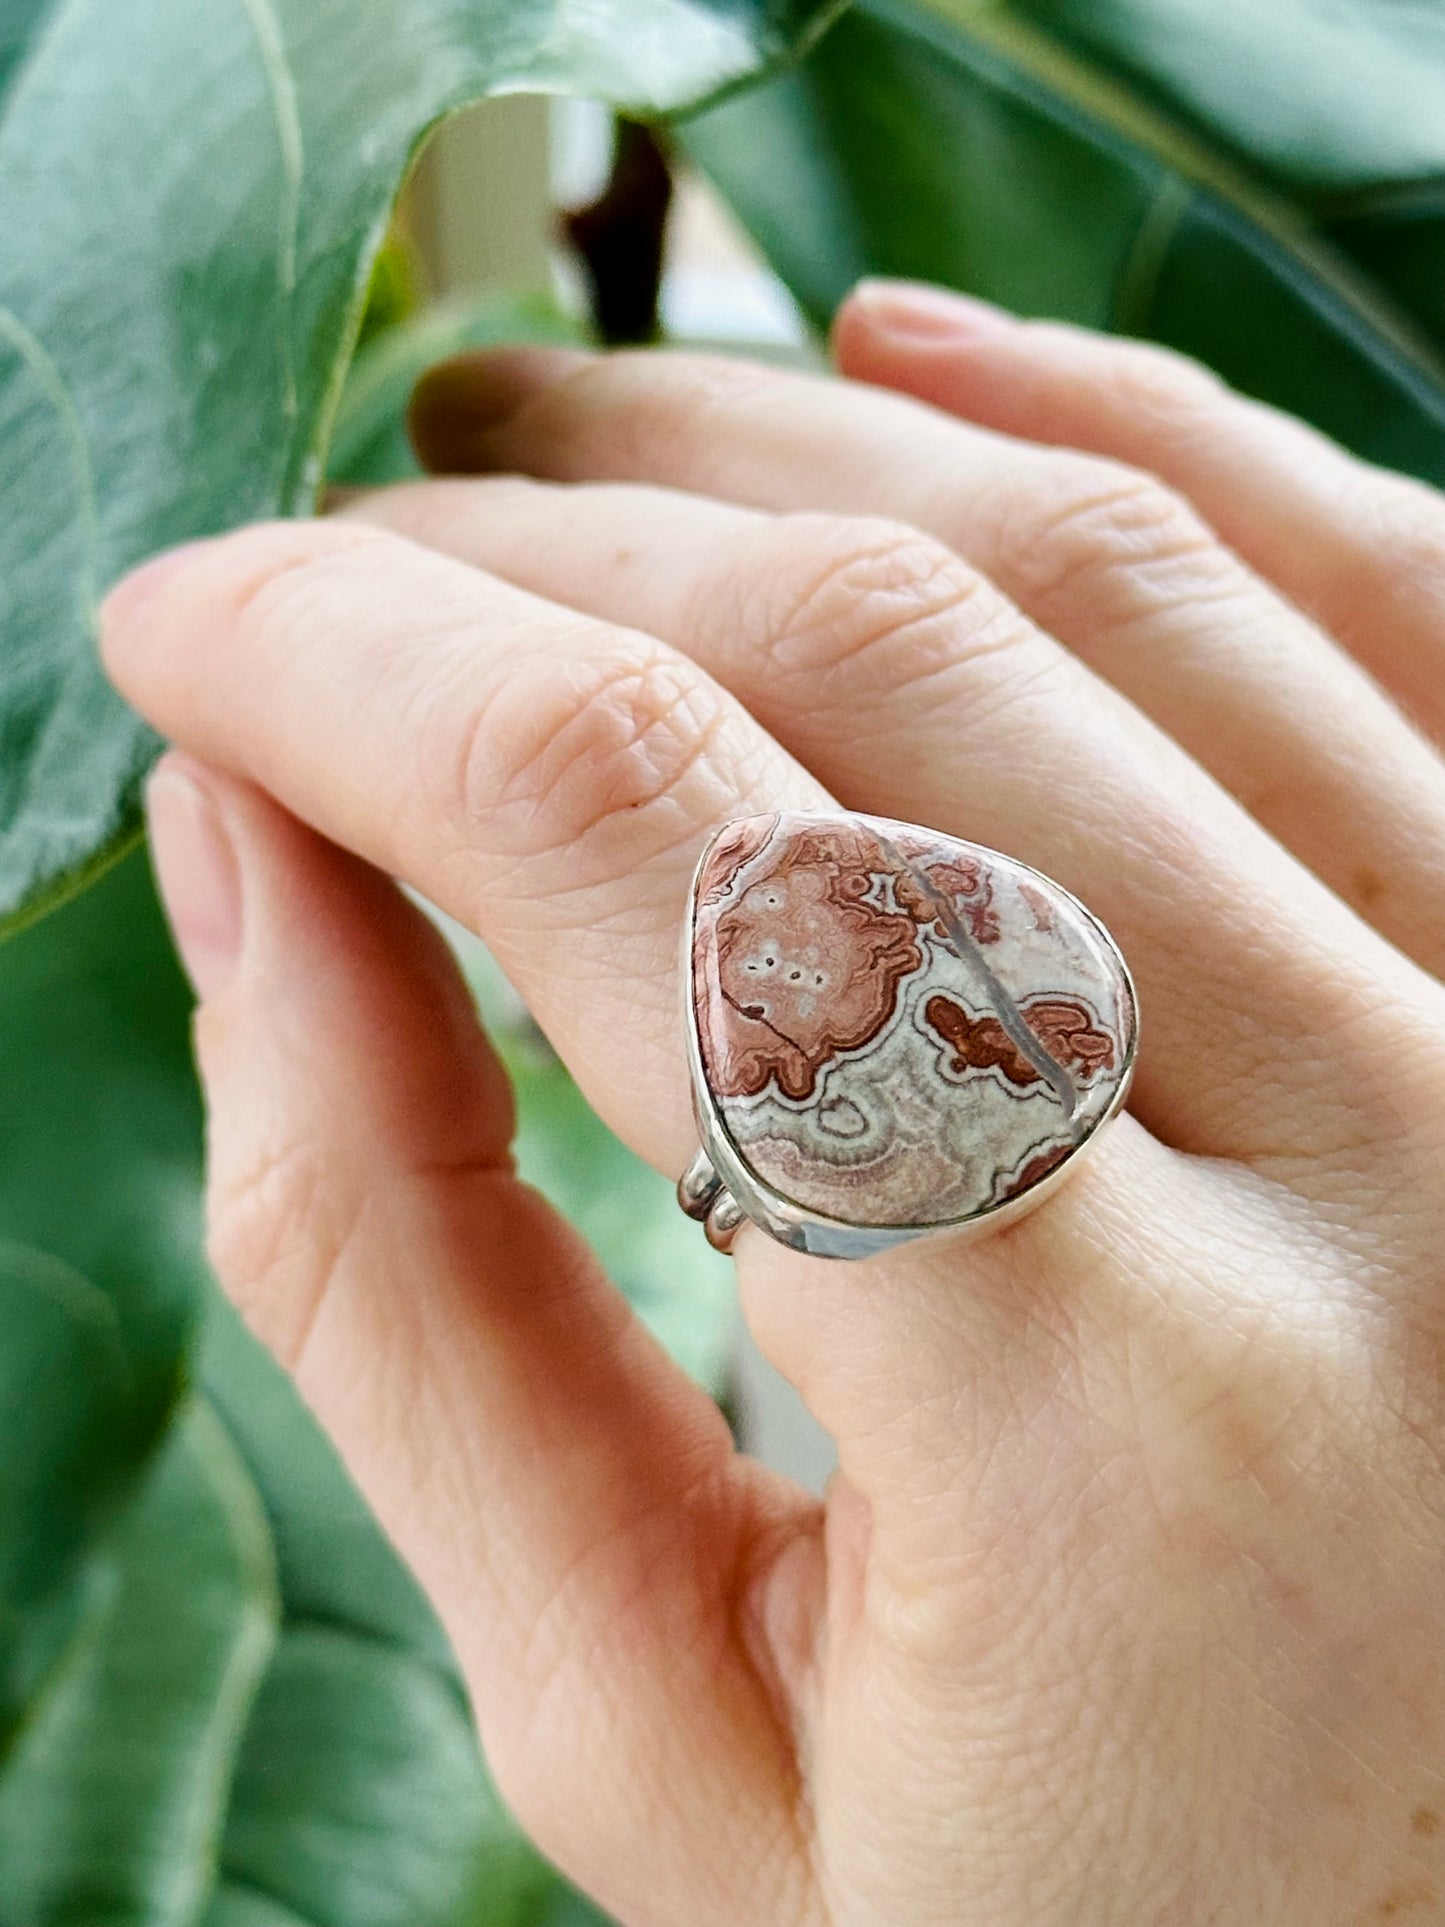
[678,811,1137,1258]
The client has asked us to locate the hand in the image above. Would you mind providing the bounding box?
[101,280,1445,1926]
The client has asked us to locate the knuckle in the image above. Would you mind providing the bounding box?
[215,518,391,635]
[1088,337,1226,435]
[580,349,785,473]
[987,457,1230,618]
[1344,471,1445,597]
[344,476,478,545]
[444,634,734,872]
[759,511,1031,694]
[206,1129,360,1369]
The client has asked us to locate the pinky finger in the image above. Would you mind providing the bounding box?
[835,280,1445,744]
[144,753,819,1927]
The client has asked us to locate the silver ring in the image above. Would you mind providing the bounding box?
[678,811,1137,1259]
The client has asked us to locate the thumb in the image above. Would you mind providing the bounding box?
[145,753,818,1927]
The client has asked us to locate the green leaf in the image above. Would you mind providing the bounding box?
[0,0,839,931]
[0,841,725,1909]
[208,1626,496,1927]
[534,1891,619,1927]
[204,1897,313,1927]
[201,1299,524,1924]
[1002,0,1445,360]
[0,1243,134,1757]
[353,237,422,359]
[1006,1,1445,193]
[0,0,48,100]
[0,844,200,1441]
[0,848,513,1917]
[0,1401,278,1926]
[462,1840,619,1927]
[682,0,1445,484]
[0,848,200,1757]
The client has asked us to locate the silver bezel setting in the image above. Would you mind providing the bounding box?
[678,818,1139,1261]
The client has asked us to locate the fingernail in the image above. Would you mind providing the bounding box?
[408,345,593,472]
[849,279,1017,343]
[100,537,218,634]
[146,755,243,1001]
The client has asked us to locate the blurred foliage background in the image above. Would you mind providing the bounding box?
[2,0,1445,1920]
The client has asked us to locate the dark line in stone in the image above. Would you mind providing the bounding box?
[875,827,1086,1142]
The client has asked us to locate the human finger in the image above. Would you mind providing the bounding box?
[346,473,1445,1185]
[146,752,815,1927]
[407,342,1445,981]
[835,278,1445,747]
[103,521,1445,1539]
[101,519,831,1175]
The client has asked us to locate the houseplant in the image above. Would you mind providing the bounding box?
[1,0,1443,1918]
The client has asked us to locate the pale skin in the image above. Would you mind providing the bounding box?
[99,278,1445,1924]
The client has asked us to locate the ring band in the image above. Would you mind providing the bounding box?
[678,811,1137,1259]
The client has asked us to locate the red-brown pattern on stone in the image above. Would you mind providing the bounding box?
[690,812,1134,1230]
[1018,881,1056,934]
[701,823,922,1101]
[1001,1143,1073,1201]
[697,813,777,908]
[924,994,1115,1087]
[895,854,1001,945]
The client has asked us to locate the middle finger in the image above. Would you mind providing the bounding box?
[344,477,1445,1179]
[409,346,1445,983]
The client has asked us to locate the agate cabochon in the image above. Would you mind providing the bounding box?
[687,812,1136,1233]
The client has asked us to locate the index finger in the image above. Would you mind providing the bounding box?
[100,518,829,1170]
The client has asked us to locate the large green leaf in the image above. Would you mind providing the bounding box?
[0,263,730,1908]
[0,836,729,1912]
[1004,0,1445,357]
[0,1215,522,1924]
[0,0,838,931]
[208,1626,494,1927]
[0,1401,278,1926]
[0,849,200,1755]
[0,846,201,1393]
[0,1243,134,1757]
[682,0,1445,485]
[1007,0,1445,191]
[533,1893,617,1927]
[0,0,47,99]
[0,851,514,1915]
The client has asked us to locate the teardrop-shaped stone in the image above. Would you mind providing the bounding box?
[688,812,1136,1231]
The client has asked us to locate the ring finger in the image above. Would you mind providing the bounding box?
[342,477,1445,1189]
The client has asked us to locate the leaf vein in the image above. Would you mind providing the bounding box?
[238,0,304,429]
[0,301,99,618]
